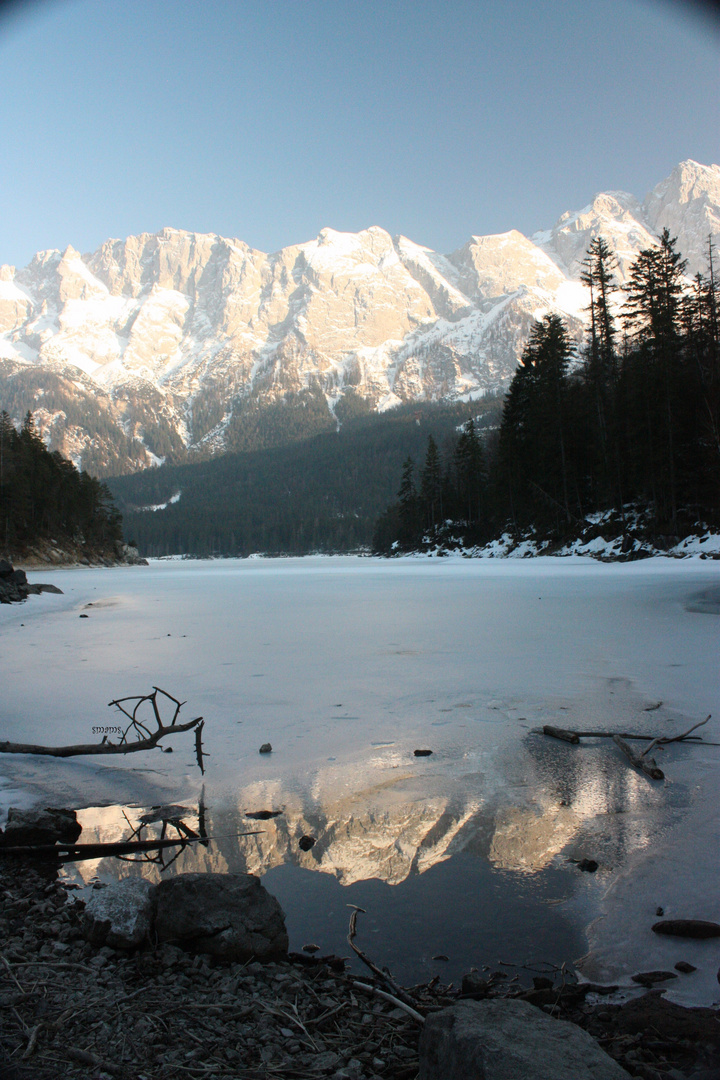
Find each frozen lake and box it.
[1,555,719,1002]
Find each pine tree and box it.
[498,315,575,531]
[580,236,623,510]
[581,236,618,382]
[623,229,688,531]
[420,436,442,532]
[397,456,420,548]
[453,419,485,525]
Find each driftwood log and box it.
[612,734,664,780]
[0,687,206,773]
[542,725,579,744]
[541,715,712,782]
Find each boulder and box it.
[0,577,26,603]
[460,972,490,997]
[153,872,288,961]
[2,807,82,846]
[419,998,631,1080]
[25,582,64,595]
[83,878,155,949]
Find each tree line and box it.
[373,230,719,552]
[0,411,123,556]
[108,399,503,557]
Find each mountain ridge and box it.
[0,159,718,476]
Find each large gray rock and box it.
[83,878,155,949]
[2,807,81,845]
[153,872,288,961]
[419,998,631,1080]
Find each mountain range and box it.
[0,159,718,477]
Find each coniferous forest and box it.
[108,399,503,557]
[0,411,123,557]
[373,231,719,554]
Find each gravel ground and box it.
[2,859,720,1080]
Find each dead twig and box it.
[0,952,26,994]
[613,734,664,780]
[255,1000,319,1051]
[352,981,425,1024]
[0,832,262,863]
[641,714,712,760]
[347,906,422,1013]
[65,1046,125,1076]
[541,728,706,742]
[0,687,206,772]
[22,1021,47,1059]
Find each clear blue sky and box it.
[0,0,717,268]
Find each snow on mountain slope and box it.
[533,191,657,280]
[643,159,720,275]
[535,160,720,281]
[0,161,717,474]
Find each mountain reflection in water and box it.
[62,726,684,984]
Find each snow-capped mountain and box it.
[0,160,717,475]
[534,160,720,280]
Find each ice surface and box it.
[0,557,718,999]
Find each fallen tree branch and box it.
[542,728,705,742]
[641,714,712,760]
[352,981,425,1024]
[0,832,261,863]
[542,725,580,744]
[0,687,206,772]
[347,906,422,1012]
[612,734,664,780]
[65,1047,125,1077]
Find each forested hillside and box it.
[0,412,123,559]
[374,231,720,553]
[108,398,503,557]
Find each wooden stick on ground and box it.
[352,981,425,1024]
[347,906,422,1012]
[0,687,205,772]
[543,729,706,742]
[612,734,664,780]
[641,714,712,760]
[542,725,580,744]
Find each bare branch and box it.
[0,687,205,764]
[352,981,425,1024]
[347,905,422,1012]
[613,734,664,780]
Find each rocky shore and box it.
[0,561,64,604]
[0,544,147,604]
[9,539,148,570]
[2,847,720,1080]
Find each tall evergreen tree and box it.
[453,419,485,525]
[397,455,420,548]
[623,229,688,531]
[420,436,442,531]
[498,314,575,531]
[580,236,623,510]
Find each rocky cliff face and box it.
[0,160,717,475]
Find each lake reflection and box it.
[62,723,680,984]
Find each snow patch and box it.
[137,490,181,512]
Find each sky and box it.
[0,0,717,269]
